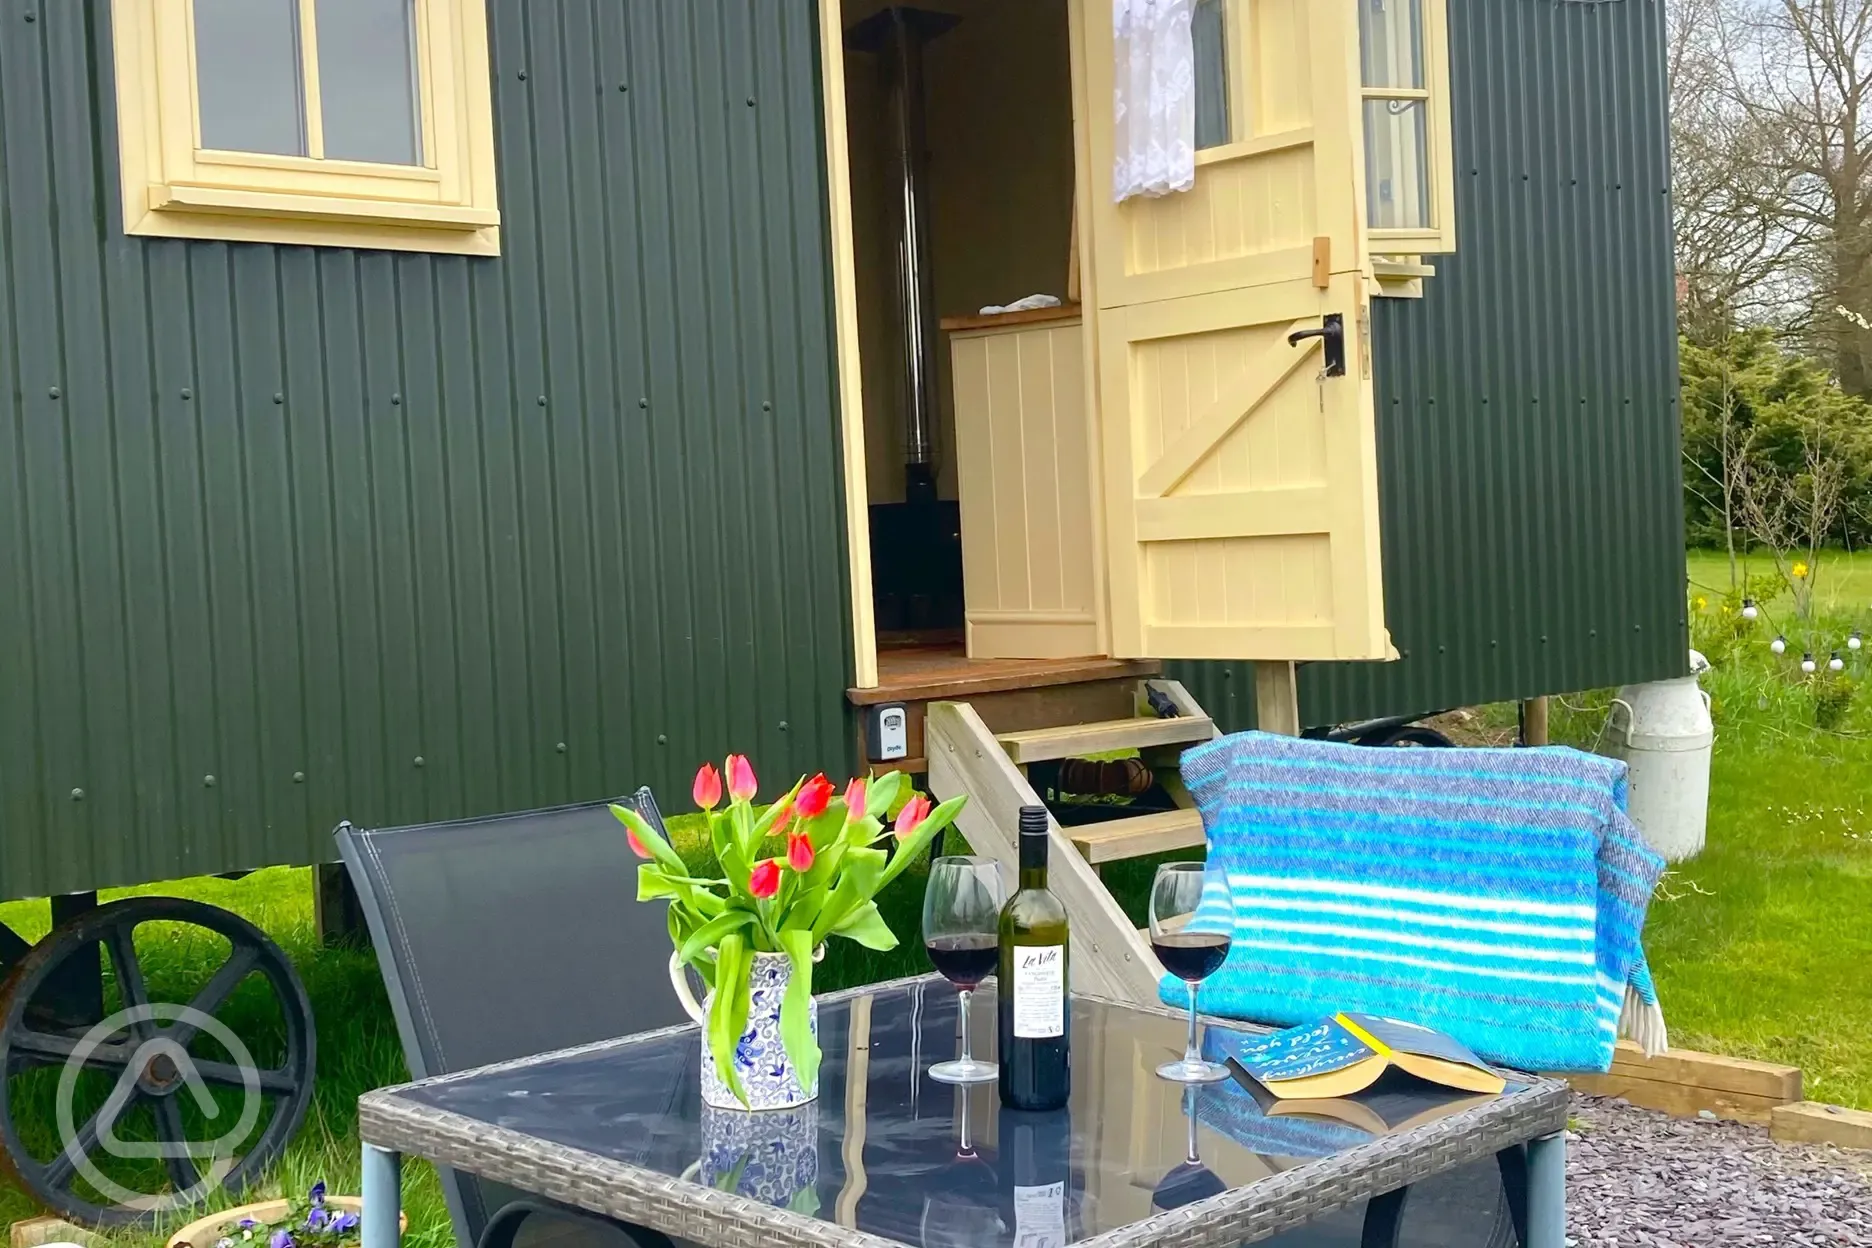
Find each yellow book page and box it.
[1390,1052,1507,1095]
[1259,1053,1390,1100]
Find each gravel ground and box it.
[1569,1093,1872,1246]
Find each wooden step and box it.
[997,714,1216,764]
[1068,808,1206,865]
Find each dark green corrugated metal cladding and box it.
[0,0,856,898]
[1172,0,1688,730]
[0,0,1686,897]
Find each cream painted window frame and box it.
[111,0,500,256]
[1361,0,1457,255]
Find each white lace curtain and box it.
[1112,0,1196,202]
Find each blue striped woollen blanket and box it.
[1160,731,1669,1073]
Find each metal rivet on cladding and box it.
[747,97,756,107]
[274,393,284,404]
[70,788,83,801]
[639,397,649,408]
[414,756,425,768]
[555,741,567,753]
[657,734,668,745]
[48,387,59,399]
[778,721,789,732]
[517,70,528,80]
[538,395,548,406]
[181,388,192,400]
[391,393,402,406]
[203,775,216,787]
[619,83,629,92]
[24,11,34,20]
[292,771,305,783]
[763,401,772,411]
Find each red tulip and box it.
[894,794,932,840]
[843,778,866,819]
[626,826,651,859]
[787,830,815,873]
[693,762,723,810]
[727,754,758,803]
[748,858,782,899]
[796,773,835,820]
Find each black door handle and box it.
[1287,314,1346,378]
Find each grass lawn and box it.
[2,549,1869,1242]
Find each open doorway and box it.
[837,0,1106,685]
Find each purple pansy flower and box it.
[304,1208,328,1232]
[238,1220,260,1230]
[309,1181,327,1206]
[329,1213,360,1235]
[269,1229,295,1248]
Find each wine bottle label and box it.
[1013,1181,1065,1248]
[1011,944,1065,1038]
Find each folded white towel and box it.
[978,293,1062,316]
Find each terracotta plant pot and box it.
[166,1197,406,1248]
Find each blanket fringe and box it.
[1618,983,1670,1056]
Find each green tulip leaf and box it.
[611,804,688,874]
[778,928,821,1095]
[679,909,756,965]
[831,900,898,951]
[709,933,751,1106]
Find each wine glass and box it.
[923,856,1006,1084]
[1149,861,1233,1083]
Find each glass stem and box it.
[958,987,973,1065]
[1185,979,1201,1066]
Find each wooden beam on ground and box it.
[1556,1041,1802,1125]
[1253,662,1301,736]
[926,701,1163,1006]
[1770,1101,1872,1151]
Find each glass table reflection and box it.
[359,976,1569,1248]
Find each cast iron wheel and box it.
[0,897,316,1225]
[1354,724,1456,748]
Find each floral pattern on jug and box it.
[682,950,819,1111]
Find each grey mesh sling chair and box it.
[336,790,689,1248]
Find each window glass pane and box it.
[317,0,422,165]
[1364,98,1430,229]
[1193,0,1230,150]
[194,0,306,156]
[1360,0,1424,89]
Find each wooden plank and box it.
[816,0,879,691]
[835,993,874,1223]
[1771,1101,1872,1151]
[1311,236,1331,289]
[1604,1040,1801,1102]
[926,701,1162,1005]
[850,648,1159,705]
[940,305,1083,334]
[998,714,1216,764]
[1132,488,1331,542]
[1254,661,1301,735]
[11,1218,104,1248]
[1565,1072,1788,1125]
[1522,696,1550,746]
[1070,808,1206,865]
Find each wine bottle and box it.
[998,805,1070,1111]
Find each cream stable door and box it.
[1077,0,1390,662]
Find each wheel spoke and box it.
[149,1096,203,1195]
[193,1057,298,1095]
[41,1071,138,1192]
[8,1027,137,1069]
[168,946,260,1047]
[102,924,153,1026]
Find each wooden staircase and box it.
[925,678,1219,1007]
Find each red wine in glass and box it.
[1151,931,1230,982]
[926,933,998,987]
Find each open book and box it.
[1217,1012,1507,1100]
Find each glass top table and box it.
[358,976,1570,1248]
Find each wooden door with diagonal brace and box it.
[1076,0,1391,661]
